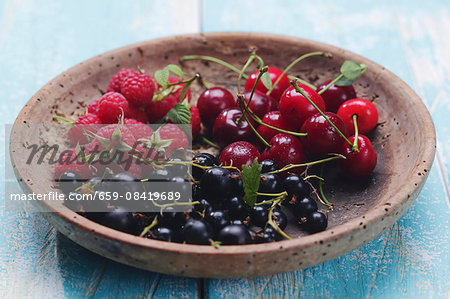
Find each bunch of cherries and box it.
[56,50,380,246]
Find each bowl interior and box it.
[10,33,430,239]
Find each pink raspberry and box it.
[123,118,153,140]
[107,68,139,93]
[97,92,129,124]
[67,113,101,145]
[87,99,100,114]
[121,73,155,107]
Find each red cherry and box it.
[257,111,297,146]
[339,135,377,178]
[279,84,326,129]
[261,133,306,176]
[219,141,261,170]
[198,87,237,129]
[244,66,290,102]
[316,79,357,113]
[239,90,272,119]
[337,98,378,135]
[300,112,348,157]
[213,108,254,148]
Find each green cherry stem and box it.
[237,52,256,94]
[268,51,329,96]
[180,55,246,78]
[317,73,344,95]
[269,154,345,174]
[287,75,317,90]
[237,97,271,148]
[318,165,333,208]
[237,65,268,123]
[201,136,220,149]
[291,80,354,149]
[352,114,359,151]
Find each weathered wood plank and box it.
[0,0,201,298]
[203,1,449,298]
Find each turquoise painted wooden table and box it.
[1,0,449,298]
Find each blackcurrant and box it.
[58,171,83,195]
[183,219,213,245]
[218,225,252,245]
[260,159,278,173]
[258,173,282,200]
[272,209,288,230]
[224,196,248,220]
[249,206,268,227]
[200,167,233,201]
[293,197,318,217]
[283,175,312,200]
[305,211,328,233]
[205,210,230,235]
[101,206,137,234]
[147,227,182,243]
[192,152,217,181]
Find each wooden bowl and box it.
[10,33,436,278]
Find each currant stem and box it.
[352,114,359,151]
[291,80,353,148]
[268,51,328,96]
[269,154,345,174]
[180,55,246,78]
[237,96,271,148]
[317,74,344,95]
[267,197,291,240]
[201,136,220,149]
[139,216,158,237]
[256,191,288,197]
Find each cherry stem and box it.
[267,51,328,96]
[201,136,220,149]
[269,154,345,174]
[237,65,268,123]
[287,75,316,90]
[180,55,246,78]
[197,74,210,89]
[237,52,257,94]
[352,114,359,151]
[237,96,271,148]
[291,80,354,148]
[317,73,344,95]
[139,216,158,237]
[318,165,333,208]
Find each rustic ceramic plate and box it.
[10,33,436,278]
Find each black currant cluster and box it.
[58,152,328,246]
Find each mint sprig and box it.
[241,158,262,206]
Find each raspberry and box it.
[190,106,201,139]
[97,92,129,124]
[123,118,153,140]
[87,99,100,114]
[146,95,178,123]
[107,68,139,93]
[126,104,149,123]
[145,77,191,123]
[121,73,155,107]
[159,123,189,157]
[67,113,101,145]
[54,148,91,179]
[95,124,137,150]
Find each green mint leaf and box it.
[165,64,184,80]
[155,68,169,88]
[241,158,262,206]
[167,103,191,124]
[340,60,368,81]
[260,72,273,90]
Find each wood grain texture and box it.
[0,0,200,298]
[203,0,449,298]
[0,0,448,297]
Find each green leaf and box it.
[154,68,169,87]
[260,72,272,90]
[340,60,368,81]
[334,75,354,86]
[165,64,184,80]
[167,103,191,124]
[241,158,262,207]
